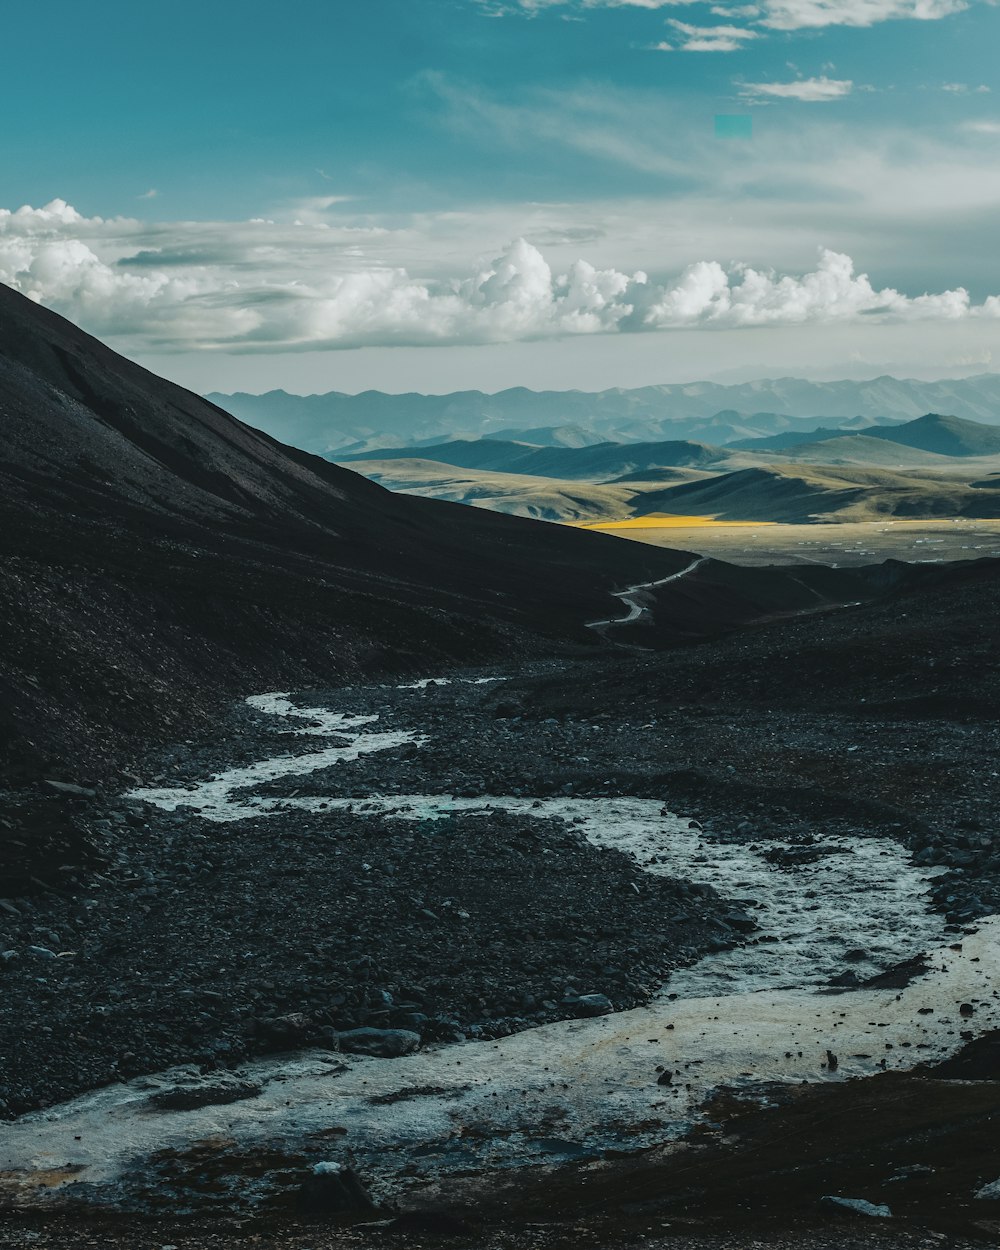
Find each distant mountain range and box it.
[337,415,1000,484]
[208,375,1000,455]
[338,414,1000,524]
[733,413,1000,458]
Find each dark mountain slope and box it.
[336,438,725,480]
[634,467,865,523]
[634,464,1000,523]
[862,412,1000,457]
[0,283,692,787]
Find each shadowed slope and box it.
[636,465,1000,523]
[0,284,691,785]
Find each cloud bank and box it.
[1,200,997,353]
[488,0,975,28]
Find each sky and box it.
[2,0,1000,394]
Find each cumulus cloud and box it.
[740,75,854,100]
[640,248,976,325]
[0,200,996,353]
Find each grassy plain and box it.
[582,517,1000,567]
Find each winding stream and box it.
[2,681,997,1211]
[585,557,709,631]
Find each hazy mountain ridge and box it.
[735,413,1000,458]
[207,375,1000,455]
[337,437,724,480]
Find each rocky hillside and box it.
[0,283,691,789]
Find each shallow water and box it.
[3,683,994,1211]
[130,687,949,997]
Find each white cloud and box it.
[1,201,997,353]
[487,0,977,28]
[756,0,969,28]
[640,248,976,325]
[667,18,761,46]
[741,75,854,100]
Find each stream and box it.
[2,680,997,1212]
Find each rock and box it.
[336,1027,421,1057]
[149,1077,263,1110]
[886,1164,935,1184]
[42,780,97,799]
[300,1161,379,1213]
[420,1016,466,1043]
[975,1179,1000,1200]
[821,1196,892,1218]
[567,993,614,1018]
[384,1212,478,1236]
[26,946,57,959]
[253,1012,315,1047]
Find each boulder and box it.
[567,993,614,1018]
[336,1027,421,1058]
[149,1076,262,1111]
[300,1161,378,1213]
[43,780,97,799]
[821,1196,891,1218]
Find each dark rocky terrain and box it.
[3,286,1000,1248]
[0,702,747,1116]
[1,283,944,895]
[2,553,997,1119]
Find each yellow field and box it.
[569,517,1000,568]
[576,514,774,531]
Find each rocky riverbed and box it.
[0,668,752,1118]
[2,667,999,1226]
[3,561,1000,1238]
[1,659,982,1120]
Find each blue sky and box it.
[2,0,1000,392]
